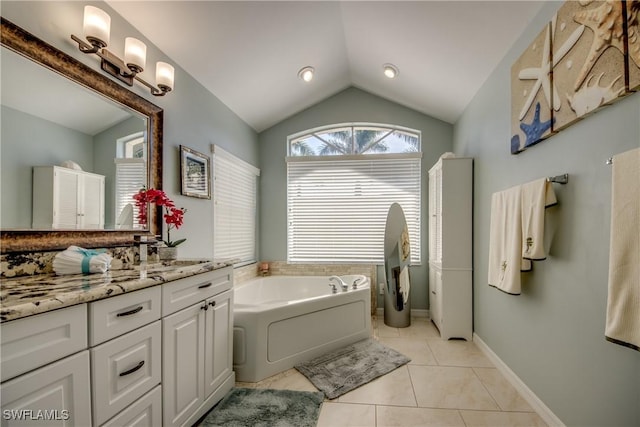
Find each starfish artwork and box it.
[520,102,554,147]
[572,0,626,91]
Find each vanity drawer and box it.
[162,267,232,315]
[102,385,162,427]
[89,286,161,346]
[91,321,161,426]
[1,304,87,382]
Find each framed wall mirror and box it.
[0,17,163,252]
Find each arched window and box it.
[286,123,421,264]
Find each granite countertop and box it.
[0,259,235,323]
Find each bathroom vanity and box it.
[0,261,235,427]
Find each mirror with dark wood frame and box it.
[0,17,163,253]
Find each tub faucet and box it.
[329,276,349,292]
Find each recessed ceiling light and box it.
[383,63,399,79]
[298,66,314,82]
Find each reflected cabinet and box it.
[428,157,473,340]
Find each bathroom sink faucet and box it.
[329,276,349,292]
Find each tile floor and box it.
[236,316,548,427]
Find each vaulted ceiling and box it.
[108,1,546,132]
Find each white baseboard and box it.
[376,308,429,318]
[473,333,565,427]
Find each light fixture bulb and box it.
[83,5,110,48]
[383,63,398,79]
[298,66,314,82]
[124,37,146,73]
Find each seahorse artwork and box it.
[627,0,640,90]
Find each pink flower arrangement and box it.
[134,188,187,247]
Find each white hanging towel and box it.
[605,147,640,352]
[521,178,557,269]
[399,265,410,304]
[488,186,523,295]
[53,246,112,275]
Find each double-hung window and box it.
[212,145,260,266]
[287,123,421,264]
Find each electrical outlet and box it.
[379,283,384,295]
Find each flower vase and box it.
[158,246,178,261]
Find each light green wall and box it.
[258,87,453,310]
[454,2,640,425]
[1,1,259,257]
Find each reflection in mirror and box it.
[1,46,148,231]
[0,17,163,253]
[383,202,412,328]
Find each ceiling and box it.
[107,1,546,132]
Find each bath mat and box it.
[196,387,324,427]
[295,338,411,399]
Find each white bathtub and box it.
[233,274,371,382]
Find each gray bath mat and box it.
[197,387,324,427]
[295,338,411,399]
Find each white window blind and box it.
[114,158,146,229]
[287,155,421,264]
[213,145,260,266]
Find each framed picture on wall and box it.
[180,145,211,199]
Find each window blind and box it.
[287,155,421,264]
[114,158,146,228]
[213,145,260,266]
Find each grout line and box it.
[470,366,503,412]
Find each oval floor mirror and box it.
[383,202,411,327]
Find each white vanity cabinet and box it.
[0,305,92,426]
[32,165,105,229]
[428,157,473,341]
[162,267,234,427]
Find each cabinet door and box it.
[204,289,233,398]
[79,173,104,229]
[0,351,91,427]
[429,267,442,330]
[52,168,79,229]
[162,303,205,427]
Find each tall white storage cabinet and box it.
[32,166,105,229]
[428,157,473,340]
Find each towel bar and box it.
[546,173,569,184]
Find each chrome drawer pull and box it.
[119,360,145,377]
[116,306,143,317]
[198,283,212,289]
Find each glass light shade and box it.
[156,62,175,90]
[298,66,314,82]
[124,37,147,71]
[83,5,110,47]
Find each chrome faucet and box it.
[352,277,362,289]
[329,275,348,292]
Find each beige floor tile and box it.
[398,318,441,339]
[408,365,500,410]
[255,368,318,392]
[427,338,494,367]
[378,336,438,366]
[473,367,534,412]
[377,406,466,427]
[459,410,548,427]
[377,320,401,338]
[317,402,376,427]
[338,365,417,407]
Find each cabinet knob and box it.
[201,303,208,311]
[209,301,216,307]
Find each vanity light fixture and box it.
[383,63,399,79]
[71,5,174,96]
[298,66,315,83]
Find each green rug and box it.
[197,388,324,427]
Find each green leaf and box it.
[167,238,187,247]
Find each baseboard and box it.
[376,308,429,318]
[473,333,565,427]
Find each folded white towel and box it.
[488,187,523,294]
[605,147,640,351]
[521,178,557,272]
[53,246,112,275]
[399,265,410,304]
